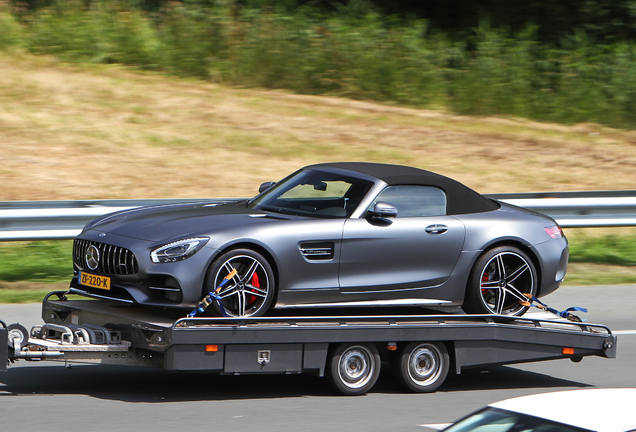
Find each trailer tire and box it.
[395,342,449,393]
[7,323,29,350]
[328,343,380,396]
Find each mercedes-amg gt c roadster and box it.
[69,162,568,317]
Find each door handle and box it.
[425,224,448,234]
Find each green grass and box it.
[569,234,636,266]
[0,241,73,282]
[0,288,58,304]
[0,240,73,304]
[0,234,633,303]
[563,263,636,286]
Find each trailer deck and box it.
[1,292,617,395]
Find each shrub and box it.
[3,1,636,128]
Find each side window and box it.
[370,185,446,217]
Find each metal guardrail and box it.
[1,191,635,241]
[487,191,636,229]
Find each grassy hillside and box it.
[2,53,636,201]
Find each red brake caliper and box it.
[247,272,260,305]
[481,273,489,294]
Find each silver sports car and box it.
[69,162,568,317]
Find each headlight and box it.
[151,237,209,263]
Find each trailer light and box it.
[205,345,219,352]
[387,343,397,351]
[562,347,574,355]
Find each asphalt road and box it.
[0,285,634,432]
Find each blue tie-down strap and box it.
[559,306,587,321]
[209,292,227,317]
[523,294,587,322]
[187,292,228,318]
[187,269,237,318]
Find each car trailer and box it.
[0,292,617,395]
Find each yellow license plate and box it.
[79,271,111,290]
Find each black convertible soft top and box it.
[310,162,500,215]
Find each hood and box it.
[83,201,284,242]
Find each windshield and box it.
[443,408,591,432]
[250,169,374,218]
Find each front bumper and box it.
[71,231,218,308]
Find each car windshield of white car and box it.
[250,169,374,218]
[443,408,591,432]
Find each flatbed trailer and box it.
[0,292,617,395]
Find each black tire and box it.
[327,343,381,396]
[7,323,29,350]
[203,249,275,318]
[394,342,449,393]
[463,246,538,316]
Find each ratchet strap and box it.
[187,269,238,318]
[521,293,587,322]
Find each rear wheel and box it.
[204,249,275,318]
[463,246,537,316]
[328,343,380,395]
[394,342,449,393]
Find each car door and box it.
[261,217,347,293]
[339,185,466,293]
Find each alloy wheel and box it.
[478,251,535,315]
[213,254,271,317]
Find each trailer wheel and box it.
[328,343,380,396]
[7,323,29,350]
[395,342,449,393]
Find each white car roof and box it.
[489,388,636,432]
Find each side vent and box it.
[299,242,335,261]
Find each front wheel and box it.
[394,342,449,393]
[204,249,275,317]
[328,343,381,395]
[463,246,538,316]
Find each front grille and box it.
[73,239,139,275]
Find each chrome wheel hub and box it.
[338,346,374,389]
[408,344,442,385]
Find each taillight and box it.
[545,225,564,239]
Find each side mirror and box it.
[370,201,398,218]
[313,181,327,191]
[259,181,276,194]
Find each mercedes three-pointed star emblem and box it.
[85,245,100,271]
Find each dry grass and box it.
[2,52,636,202]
